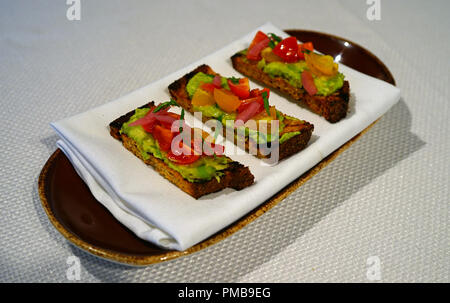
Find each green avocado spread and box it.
[257,59,344,96]
[186,72,229,98]
[186,71,305,144]
[263,61,308,88]
[120,107,230,183]
[191,104,304,144]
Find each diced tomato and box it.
[167,150,200,165]
[128,103,227,163]
[141,121,156,133]
[237,95,263,113]
[273,36,299,63]
[301,70,317,96]
[154,114,178,130]
[297,42,314,60]
[248,31,269,51]
[252,105,277,120]
[130,107,181,133]
[165,112,181,119]
[213,88,241,113]
[200,83,216,94]
[228,78,250,99]
[152,125,173,151]
[167,141,200,164]
[247,31,270,61]
[249,88,270,99]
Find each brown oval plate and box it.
[38,30,396,266]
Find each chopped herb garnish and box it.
[302,49,311,55]
[262,91,270,115]
[153,99,179,113]
[268,33,282,49]
[179,108,185,133]
[268,33,282,42]
[268,40,275,49]
[228,76,240,84]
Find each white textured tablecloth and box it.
[1,0,448,282]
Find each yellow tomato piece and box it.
[252,106,277,121]
[251,106,278,134]
[192,89,216,107]
[261,47,282,63]
[213,88,241,113]
[305,52,338,77]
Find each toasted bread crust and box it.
[230,53,350,123]
[168,65,314,162]
[109,102,254,199]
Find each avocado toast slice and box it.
[231,31,350,123]
[168,65,314,162]
[109,101,254,199]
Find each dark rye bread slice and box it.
[168,64,314,162]
[109,102,254,199]
[231,52,350,123]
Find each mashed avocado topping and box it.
[313,73,345,96]
[279,131,301,144]
[192,104,302,144]
[192,104,237,125]
[120,107,230,183]
[187,72,304,145]
[257,58,344,96]
[262,61,308,88]
[186,72,229,98]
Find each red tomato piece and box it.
[248,31,269,51]
[141,120,156,133]
[152,125,173,151]
[200,83,216,94]
[168,139,201,164]
[249,88,270,99]
[167,150,200,165]
[237,96,263,113]
[273,36,299,63]
[228,78,250,99]
[154,114,178,130]
[297,42,314,60]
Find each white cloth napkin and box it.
[51,23,401,251]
